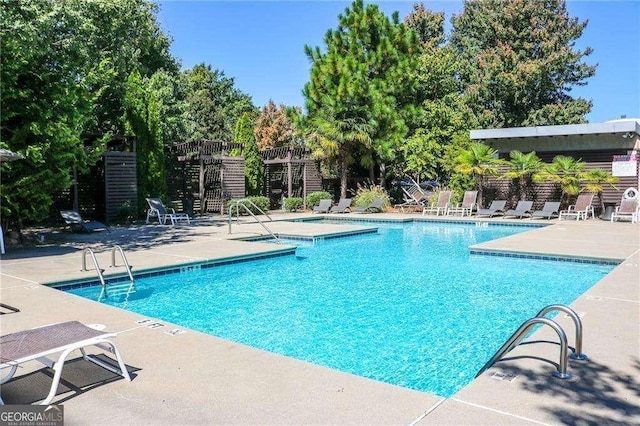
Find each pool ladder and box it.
[82,246,136,299]
[227,198,281,244]
[477,304,587,380]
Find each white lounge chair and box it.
[423,191,451,216]
[394,178,427,212]
[611,199,639,223]
[146,198,190,225]
[0,321,131,405]
[447,190,478,217]
[559,193,595,220]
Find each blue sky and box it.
[157,1,640,124]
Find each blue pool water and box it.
[64,221,613,397]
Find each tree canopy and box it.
[450,0,596,127]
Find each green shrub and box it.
[306,191,333,209]
[227,196,270,215]
[116,201,133,224]
[283,197,303,212]
[352,183,390,209]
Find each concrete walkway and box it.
[0,214,638,425]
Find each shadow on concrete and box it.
[0,355,141,405]
[496,355,640,425]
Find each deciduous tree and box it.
[450,0,596,127]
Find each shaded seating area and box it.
[531,202,561,220]
[422,191,451,216]
[352,198,384,213]
[146,198,190,225]
[503,201,534,219]
[330,198,352,213]
[559,193,595,220]
[60,210,110,233]
[447,190,478,217]
[475,200,507,217]
[611,198,639,223]
[312,199,332,213]
[0,321,131,405]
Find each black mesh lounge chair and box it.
[475,200,507,217]
[352,198,384,213]
[313,199,332,213]
[330,198,352,213]
[531,202,561,219]
[60,210,110,233]
[0,321,131,405]
[503,200,534,219]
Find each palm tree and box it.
[501,151,543,200]
[307,113,372,199]
[582,168,618,215]
[534,155,585,206]
[454,142,502,205]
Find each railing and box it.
[81,248,105,287]
[476,304,586,380]
[110,245,134,283]
[535,304,587,360]
[228,199,280,244]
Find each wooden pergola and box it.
[262,146,322,209]
[170,140,245,215]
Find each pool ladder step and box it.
[82,245,136,299]
[477,304,587,380]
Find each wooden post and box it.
[287,149,292,198]
[199,158,205,215]
[303,163,307,210]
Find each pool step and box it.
[105,281,137,298]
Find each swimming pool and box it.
[62,221,614,397]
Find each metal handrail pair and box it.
[477,304,586,379]
[227,199,280,244]
[82,245,134,286]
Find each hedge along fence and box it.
[226,196,270,215]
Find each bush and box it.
[351,183,390,209]
[116,201,133,224]
[283,197,303,212]
[306,191,333,209]
[227,196,270,215]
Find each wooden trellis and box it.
[169,140,245,215]
[262,146,322,209]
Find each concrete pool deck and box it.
[0,213,638,424]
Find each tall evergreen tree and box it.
[450,0,596,127]
[235,112,263,196]
[303,0,420,191]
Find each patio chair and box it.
[447,190,478,217]
[60,210,110,233]
[394,179,427,212]
[559,193,595,221]
[503,200,534,219]
[0,321,131,405]
[330,198,352,213]
[611,198,639,223]
[422,191,452,216]
[475,200,507,217]
[312,199,332,214]
[352,198,384,214]
[146,198,190,225]
[531,202,561,220]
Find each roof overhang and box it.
[470,120,640,140]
